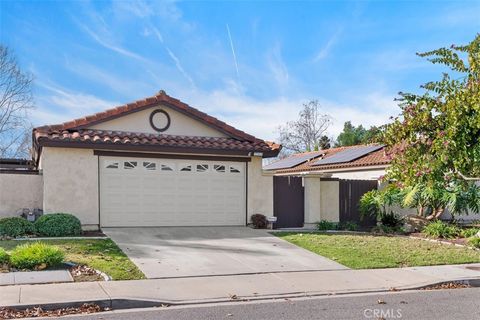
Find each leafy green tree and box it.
[336,121,365,146]
[381,34,480,220]
[335,122,382,146]
[318,135,331,150]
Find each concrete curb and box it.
[3,278,480,312]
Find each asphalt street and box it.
[63,287,480,320]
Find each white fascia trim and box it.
[268,164,389,177]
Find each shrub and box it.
[250,214,268,229]
[338,221,358,231]
[468,237,480,249]
[422,220,460,239]
[0,248,9,265]
[10,242,64,269]
[380,212,403,228]
[460,228,480,239]
[0,217,35,238]
[317,220,338,231]
[371,225,405,235]
[34,213,82,237]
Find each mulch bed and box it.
[69,265,105,282]
[421,282,471,290]
[0,303,108,319]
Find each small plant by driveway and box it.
[0,239,145,280]
[275,232,480,269]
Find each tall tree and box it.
[318,135,332,150]
[0,45,34,158]
[336,122,383,146]
[336,121,366,146]
[277,100,332,154]
[382,34,480,219]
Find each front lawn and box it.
[275,232,480,269]
[0,239,145,280]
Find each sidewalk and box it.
[1,264,479,310]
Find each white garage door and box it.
[99,156,246,227]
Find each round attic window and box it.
[149,109,171,132]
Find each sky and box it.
[1,0,479,141]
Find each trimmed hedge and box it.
[0,217,35,238]
[9,242,64,269]
[34,213,82,237]
[0,248,9,265]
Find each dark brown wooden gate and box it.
[273,176,304,228]
[339,179,378,227]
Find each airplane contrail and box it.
[226,24,240,80]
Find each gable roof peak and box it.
[34,91,261,143]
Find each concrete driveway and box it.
[103,227,347,279]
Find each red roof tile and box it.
[34,90,258,142]
[34,129,280,157]
[33,91,281,157]
[271,145,390,173]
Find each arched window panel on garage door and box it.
[179,164,192,172]
[143,161,157,171]
[213,164,226,173]
[160,163,175,172]
[196,164,209,172]
[105,160,119,169]
[123,161,138,170]
[229,165,242,173]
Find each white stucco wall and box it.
[320,180,340,222]
[303,178,340,226]
[41,147,99,227]
[247,156,273,223]
[330,168,386,180]
[0,173,43,217]
[90,105,228,138]
[304,177,321,224]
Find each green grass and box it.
[275,232,480,269]
[0,239,145,280]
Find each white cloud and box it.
[267,43,289,89]
[314,28,342,62]
[173,88,399,141]
[77,21,148,63]
[32,82,119,126]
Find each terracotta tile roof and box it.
[33,90,281,157]
[271,144,390,174]
[34,90,257,142]
[34,129,281,156]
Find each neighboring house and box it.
[263,144,388,228]
[264,144,478,227]
[0,91,280,229]
[264,144,389,180]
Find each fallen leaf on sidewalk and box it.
[229,294,238,300]
[377,299,386,304]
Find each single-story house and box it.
[264,145,478,227]
[263,144,389,228]
[264,144,389,180]
[0,91,281,229]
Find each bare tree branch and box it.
[277,100,332,155]
[0,45,34,158]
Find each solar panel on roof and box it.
[263,151,324,170]
[313,145,384,166]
